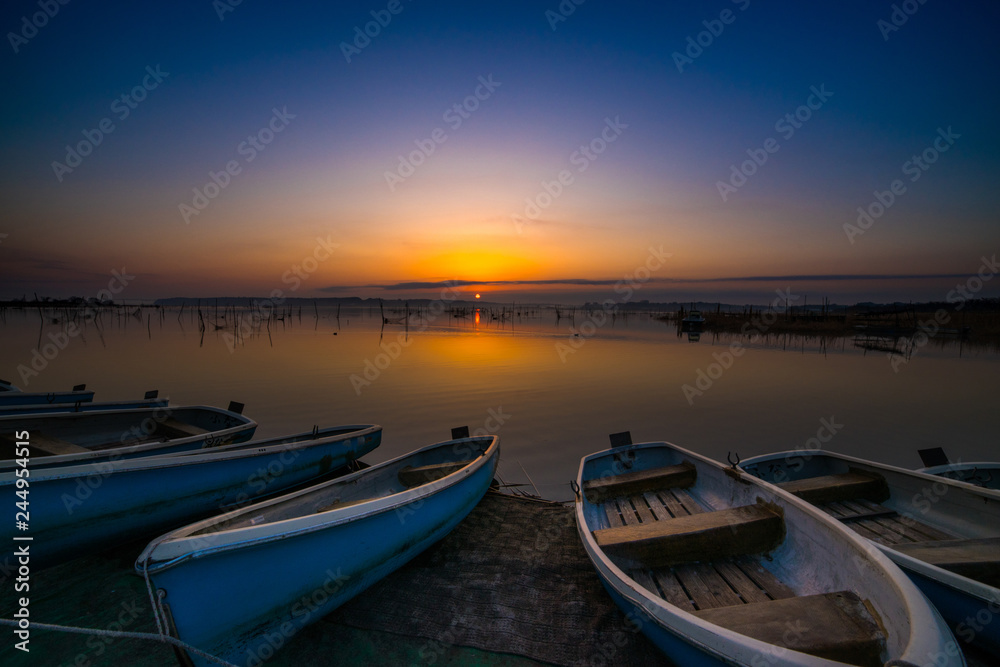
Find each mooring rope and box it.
[0,618,238,667]
[141,562,166,638]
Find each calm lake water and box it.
[2,305,998,500]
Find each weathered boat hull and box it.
[742,449,1000,657]
[137,435,499,667]
[0,425,381,569]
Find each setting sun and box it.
[475,293,481,299]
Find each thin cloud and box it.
[320,273,977,292]
[675,273,977,283]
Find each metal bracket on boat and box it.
[312,424,319,438]
[45,392,55,403]
[570,479,581,501]
[727,451,741,470]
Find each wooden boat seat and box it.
[893,537,1000,588]
[156,418,210,439]
[593,503,784,567]
[693,590,885,666]
[398,460,473,488]
[583,462,696,502]
[31,432,90,456]
[778,470,889,504]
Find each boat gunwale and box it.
[576,441,960,667]
[740,449,1000,604]
[0,424,382,483]
[0,397,169,415]
[0,389,95,405]
[136,435,499,571]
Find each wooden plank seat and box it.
[398,460,473,487]
[30,432,90,456]
[778,471,889,504]
[593,503,784,567]
[583,462,696,502]
[693,591,885,667]
[893,537,1000,588]
[156,418,210,439]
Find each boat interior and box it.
[744,456,1000,590]
[584,454,891,666]
[190,437,494,535]
[927,464,1000,491]
[0,407,245,458]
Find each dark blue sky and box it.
[1,0,998,303]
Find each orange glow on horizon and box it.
[408,249,542,283]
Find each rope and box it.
[0,618,238,667]
[141,562,165,638]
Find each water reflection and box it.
[0,304,997,500]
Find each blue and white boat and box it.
[136,433,499,667]
[0,403,256,471]
[742,449,1000,656]
[0,425,381,570]
[0,382,95,406]
[577,439,963,666]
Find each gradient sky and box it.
[1,1,998,304]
